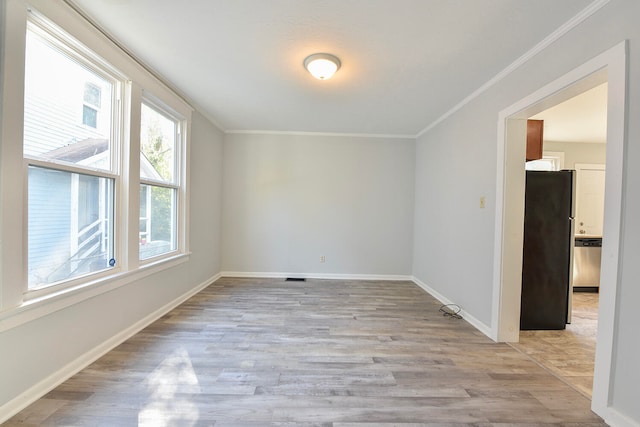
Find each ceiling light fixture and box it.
[304,53,341,80]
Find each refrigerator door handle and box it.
[567,217,575,324]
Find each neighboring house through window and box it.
[82,82,101,128]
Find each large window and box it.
[139,103,180,260]
[5,8,190,306]
[0,3,193,326]
[23,21,120,290]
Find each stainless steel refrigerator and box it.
[520,170,575,330]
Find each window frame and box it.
[23,17,125,297]
[0,2,192,330]
[137,95,187,263]
[524,151,566,171]
[15,9,190,303]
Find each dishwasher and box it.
[573,237,602,291]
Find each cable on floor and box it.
[439,304,463,319]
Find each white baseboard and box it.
[0,272,221,425]
[411,276,493,339]
[220,271,413,281]
[601,407,640,427]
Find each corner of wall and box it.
[411,276,493,339]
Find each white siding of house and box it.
[24,26,112,159]
[27,167,71,285]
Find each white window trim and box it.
[543,150,565,169]
[0,253,190,333]
[138,92,191,265]
[0,0,192,331]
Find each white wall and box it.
[222,133,415,277]
[414,0,640,424]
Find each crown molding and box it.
[225,129,415,139]
[416,0,611,139]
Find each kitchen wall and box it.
[222,133,415,277]
[414,0,640,423]
[545,140,607,168]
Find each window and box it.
[139,102,180,260]
[525,151,565,171]
[10,9,190,305]
[23,21,120,290]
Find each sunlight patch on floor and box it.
[138,347,201,426]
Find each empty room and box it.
[1,0,639,426]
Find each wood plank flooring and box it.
[510,292,599,398]
[4,278,606,426]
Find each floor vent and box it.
[285,277,306,282]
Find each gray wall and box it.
[413,105,497,325]
[0,110,224,410]
[188,111,225,283]
[413,0,640,422]
[222,133,415,276]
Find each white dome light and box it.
[304,53,341,80]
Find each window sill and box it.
[0,252,190,333]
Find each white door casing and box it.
[492,40,626,420]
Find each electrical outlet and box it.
[479,196,486,209]
[320,255,326,263]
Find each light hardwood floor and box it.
[510,292,599,398]
[4,278,606,426]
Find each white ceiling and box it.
[531,83,608,144]
[68,0,594,136]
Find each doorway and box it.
[513,83,607,396]
[491,41,626,417]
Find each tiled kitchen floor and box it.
[510,291,599,398]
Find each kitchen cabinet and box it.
[526,119,544,161]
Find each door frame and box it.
[491,40,627,418]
